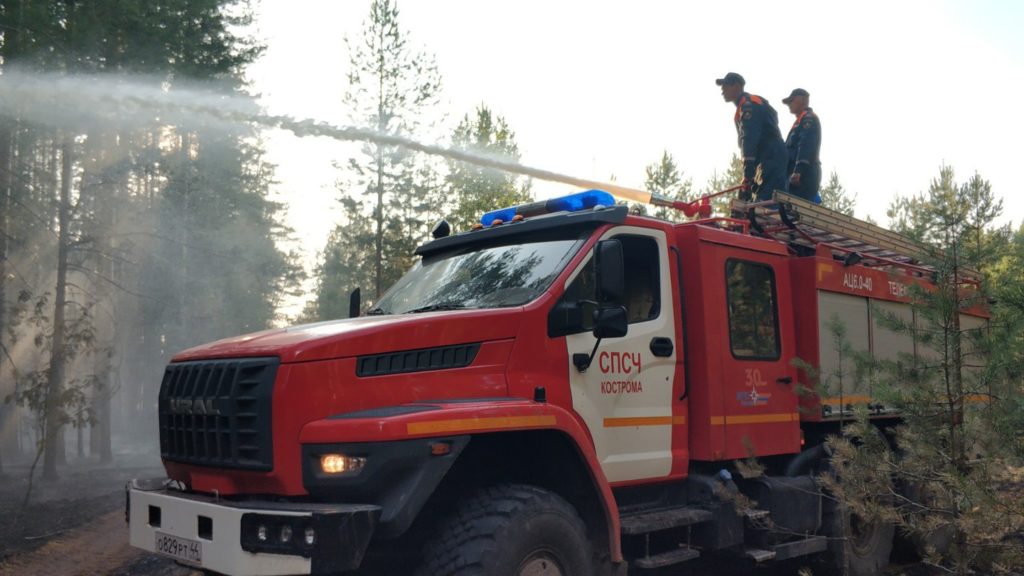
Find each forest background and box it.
[0,0,1020,525]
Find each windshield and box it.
[370,237,584,314]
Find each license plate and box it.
[154,532,203,565]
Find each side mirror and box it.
[593,306,628,339]
[547,299,597,337]
[596,239,624,304]
[548,300,582,337]
[349,288,361,318]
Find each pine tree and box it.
[303,196,377,321]
[831,166,1024,573]
[700,154,744,216]
[445,105,531,232]
[818,171,856,216]
[643,150,692,222]
[0,0,292,478]
[339,0,442,299]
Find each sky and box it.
[245,0,1024,319]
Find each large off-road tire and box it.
[415,484,594,576]
[821,496,896,576]
[899,480,955,559]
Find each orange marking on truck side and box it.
[822,394,989,406]
[709,413,799,425]
[603,415,686,427]
[821,395,872,405]
[406,415,557,435]
[817,262,834,282]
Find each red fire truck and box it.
[127,189,987,576]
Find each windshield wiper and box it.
[403,302,469,314]
[365,307,387,315]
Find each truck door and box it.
[713,247,800,458]
[561,226,684,483]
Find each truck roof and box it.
[416,204,628,257]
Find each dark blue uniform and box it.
[785,108,822,202]
[735,93,788,201]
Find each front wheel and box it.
[416,484,594,576]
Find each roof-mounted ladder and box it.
[729,191,980,283]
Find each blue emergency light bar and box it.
[479,189,616,227]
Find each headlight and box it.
[320,454,367,475]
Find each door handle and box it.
[650,337,674,357]
[776,376,793,385]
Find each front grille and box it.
[159,357,278,471]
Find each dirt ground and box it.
[0,453,192,576]
[0,451,933,576]
[0,457,1019,575]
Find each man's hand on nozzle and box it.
[789,172,801,187]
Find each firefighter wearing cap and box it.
[716,72,788,202]
[782,88,822,203]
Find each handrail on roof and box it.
[724,191,982,285]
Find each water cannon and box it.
[650,194,713,218]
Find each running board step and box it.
[743,508,770,521]
[772,535,828,561]
[744,548,777,563]
[742,535,829,564]
[632,546,700,569]
[620,507,713,535]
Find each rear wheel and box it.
[821,494,895,576]
[416,484,594,576]
[900,480,955,559]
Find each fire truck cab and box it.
[128,190,986,576]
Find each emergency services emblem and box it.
[737,389,771,407]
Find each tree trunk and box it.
[0,121,10,475]
[374,47,386,299]
[86,128,117,464]
[99,385,113,463]
[375,146,384,298]
[42,137,74,481]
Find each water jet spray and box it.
[0,70,738,218]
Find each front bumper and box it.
[127,478,380,575]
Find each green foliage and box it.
[4,286,101,435]
[821,165,1024,573]
[335,0,443,301]
[302,196,376,321]
[138,128,303,351]
[643,150,693,222]
[821,412,901,528]
[700,154,744,216]
[818,171,856,216]
[445,105,531,232]
[0,0,297,474]
[0,0,261,78]
[887,166,1010,266]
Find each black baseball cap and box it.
[715,72,745,86]
[782,88,810,104]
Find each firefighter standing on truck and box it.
[716,72,788,201]
[782,88,822,203]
